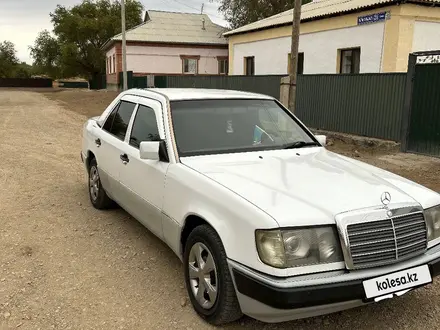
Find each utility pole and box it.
[288,0,302,113]
[121,0,128,90]
[201,3,204,14]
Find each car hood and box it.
[181,148,438,227]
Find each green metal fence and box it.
[406,62,440,157]
[295,73,407,141]
[154,75,286,100]
[0,78,53,88]
[58,80,89,88]
[133,75,149,88]
[89,74,107,90]
[121,72,409,142]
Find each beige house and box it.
[224,0,440,75]
[102,10,229,89]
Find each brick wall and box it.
[106,43,122,89]
[115,43,122,74]
[106,73,118,85]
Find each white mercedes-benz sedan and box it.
[81,88,440,325]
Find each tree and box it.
[215,0,312,29]
[0,41,19,78]
[15,62,33,78]
[30,0,143,79]
[29,30,62,78]
[50,0,143,78]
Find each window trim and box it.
[180,55,200,75]
[217,56,229,75]
[339,47,361,74]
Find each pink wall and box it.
[123,45,228,75]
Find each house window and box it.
[339,48,361,74]
[112,54,116,73]
[244,56,255,75]
[217,57,228,75]
[287,52,304,74]
[181,56,199,74]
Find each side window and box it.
[103,100,136,140]
[339,48,361,74]
[102,103,119,132]
[129,105,161,148]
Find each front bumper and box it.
[228,247,440,323]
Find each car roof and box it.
[128,88,275,101]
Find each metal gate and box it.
[402,51,440,157]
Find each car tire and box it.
[183,225,242,325]
[88,158,114,210]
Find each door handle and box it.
[120,153,129,165]
[95,138,101,147]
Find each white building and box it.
[102,10,229,89]
[224,0,440,75]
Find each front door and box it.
[118,99,169,239]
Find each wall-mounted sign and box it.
[357,11,390,25]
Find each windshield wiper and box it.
[283,141,320,149]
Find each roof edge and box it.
[101,39,114,51]
[101,40,229,49]
[224,0,440,37]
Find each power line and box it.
[166,0,201,12]
[160,0,225,21]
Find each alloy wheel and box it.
[188,242,218,309]
[89,166,100,202]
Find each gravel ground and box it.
[1,90,440,330]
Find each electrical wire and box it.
[160,0,226,21]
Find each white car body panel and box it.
[162,162,285,276]
[81,88,440,321]
[181,148,437,228]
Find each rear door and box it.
[94,96,138,200]
[118,98,169,239]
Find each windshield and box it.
[170,99,317,157]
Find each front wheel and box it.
[183,225,242,325]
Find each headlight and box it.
[255,227,343,268]
[425,205,440,242]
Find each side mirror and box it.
[140,141,160,160]
[315,134,327,146]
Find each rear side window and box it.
[102,104,118,132]
[129,105,160,148]
[103,101,136,140]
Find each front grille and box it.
[347,212,427,268]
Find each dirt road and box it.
[1,90,440,330]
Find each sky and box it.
[0,0,227,64]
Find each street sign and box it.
[357,11,390,25]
